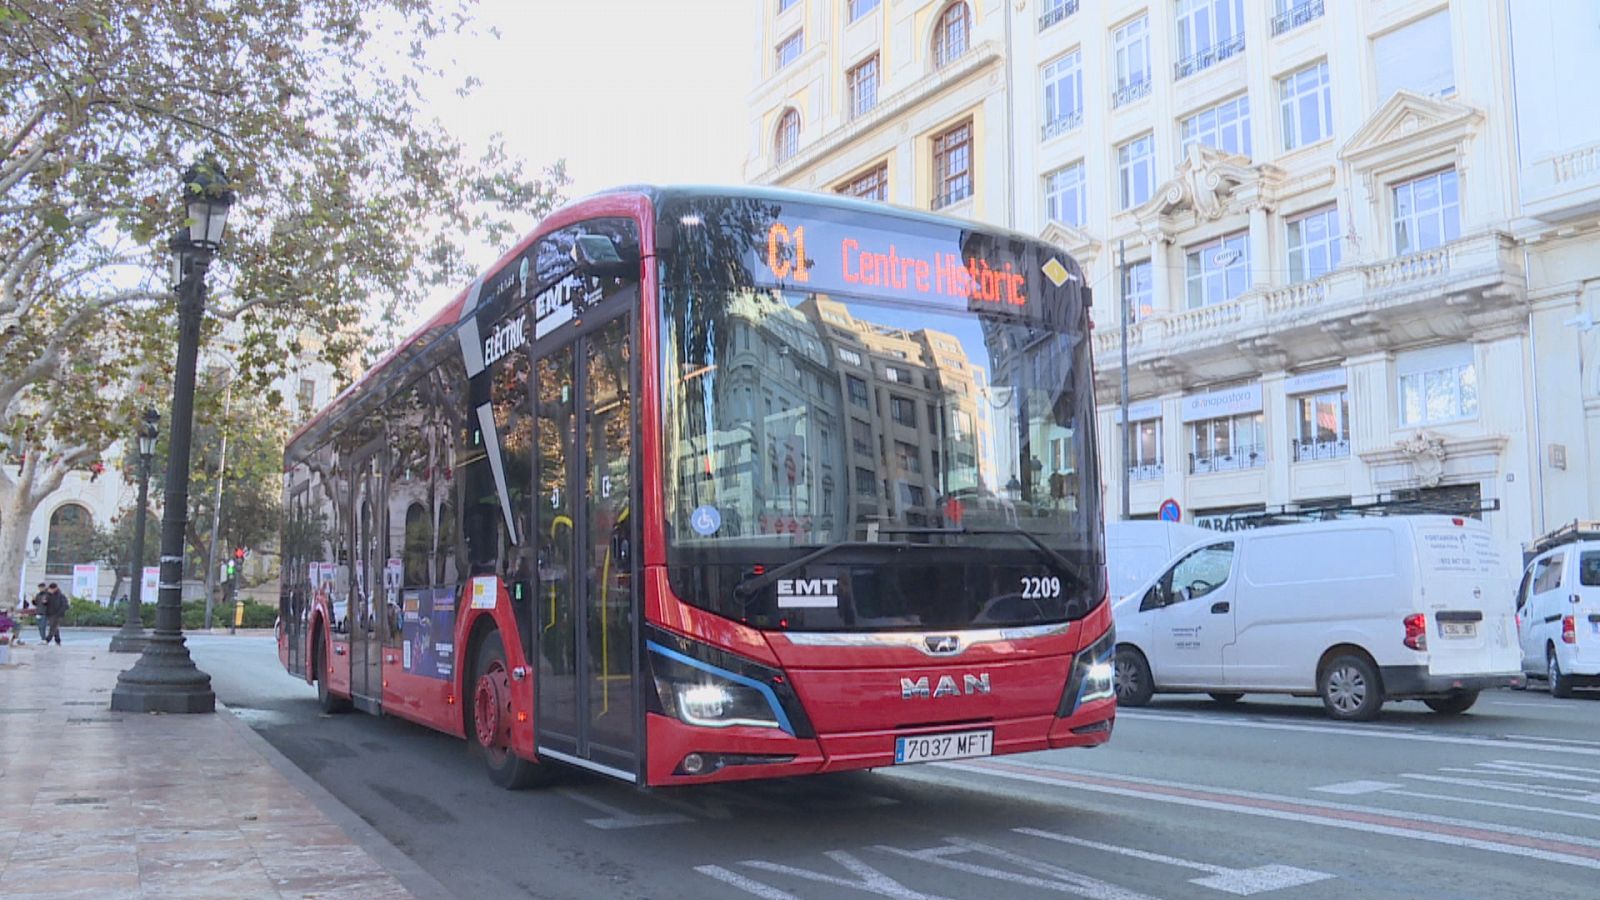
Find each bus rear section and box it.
[647,191,1112,784]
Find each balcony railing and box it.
[1292,437,1350,463]
[1174,33,1245,80]
[1271,0,1325,36]
[1128,463,1164,482]
[1041,110,1083,141]
[1112,79,1152,108]
[1190,445,1264,475]
[1039,0,1078,31]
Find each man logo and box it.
[924,634,961,655]
[900,673,991,699]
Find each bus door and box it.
[348,439,388,711]
[534,311,639,780]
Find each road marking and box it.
[1483,700,1563,708]
[1118,709,1600,757]
[1489,758,1600,775]
[1464,762,1600,785]
[940,759,1600,870]
[739,850,951,899]
[876,839,1160,900]
[1014,828,1332,895]
[1310,780,1401,795]
[1505,734,1600,748]
[1388,789,1600,825]
[696,865,802,900]
[557,788,693,830]
[1398,773,1600,805]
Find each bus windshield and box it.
[659,195,1101,631]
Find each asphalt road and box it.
[74,631,1600,899]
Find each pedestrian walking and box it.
[31,582,47,641]
[43,582,67,646]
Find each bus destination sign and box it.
[754,215,1068,313]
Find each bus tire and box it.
[468,630,544,789]
[315,631,350,715]
[1114,646,1154,707]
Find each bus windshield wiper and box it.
[874,525,1094,594]
[732,541,910,602]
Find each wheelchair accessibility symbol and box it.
[690,505,722,536]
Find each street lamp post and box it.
[111,157,233,714]
[110,408,160,653]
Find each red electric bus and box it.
[277,186,1114,787]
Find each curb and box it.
[215,700,458,900]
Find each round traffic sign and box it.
[1158,499,1182,522]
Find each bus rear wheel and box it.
[468,631,544,789]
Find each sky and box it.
[408,0,755,320]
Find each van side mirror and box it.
[572,234,638,280]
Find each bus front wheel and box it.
[468,631,544,789]
[315,631,350,715]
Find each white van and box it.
[1111,515,1522,721]
[1106,520,1216,602]
[1515,522,1600,697]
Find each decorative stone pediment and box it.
[1040,220,1101,265]
[1340,91,1484,174]
[1360,431,1508,490]
[1133,144,1284,229]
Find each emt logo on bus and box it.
[757,216,1057,314]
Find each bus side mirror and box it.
[573,234,638,280]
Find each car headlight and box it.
[1058,625,1116,716]
[647,631,807,735]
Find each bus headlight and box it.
[647,635,800,734]
[1058,626,1115,715]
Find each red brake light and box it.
[1563,615,1577,645]
[1451,518,1464,526]
[1404,613,1428,651]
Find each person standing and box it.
[43,582,67,646]
[31,583,47,641]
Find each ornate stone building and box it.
[746,0,1599,571]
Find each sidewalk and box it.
[0,642,415,899]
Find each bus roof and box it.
[287,184,1076,452]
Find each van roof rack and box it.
[1211,494,1501,530]
[1527,519,1600,555]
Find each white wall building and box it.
[745,0,1599,572]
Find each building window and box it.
[1117,133,1155,209]
[778,0,799,12]
[895,441,923,474]
[45,503,94,577]
[889,395,917,428]
[932,119,973,208]
[1180,94,1251,158]
[775,31,804,70]
[851,419,873,456]
[932,2,971,69]
[297,377,316,412]
[1279,60,1332,151]
[1043,161,1085,226]
[1184,232,1249,308]
[1189,413,1265,474]
[884,365,911,384]
[837,347,863,365]
[773,108,801,163]
[847,374,869,407]
[1374,9,1454,101]
[847,55,879,119]
[1130,417,1163,481]
[1123,259,1153,321]
[1113,15,1152,107]
[847,0,880,22]
[837,163,888,201]
[1040,0,1078,31]
[1272,0,1324,36]
[1393,169,1460,256]
[1398,344,1477,426]
[900,482,927,507]
[1293,389,1350,461]
[1042,50,1084,139]
[1175,0,1246,79]
[855,467,877,495]
[1286,205,1340,282]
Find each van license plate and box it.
[895,729,993,764]
[1440,622,1476,638]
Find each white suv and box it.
[1515,522,1600,697]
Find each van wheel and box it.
[468,631,545,789]
[1549,651,1575,699]
[315,635,350,714]
[1319,654,1383,721]
[1114,646,1154,707]
[1423,690,1479,715]
[1208,692,1244,706]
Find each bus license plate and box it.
[1440,621,1476,638]
[894,729,993,765]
